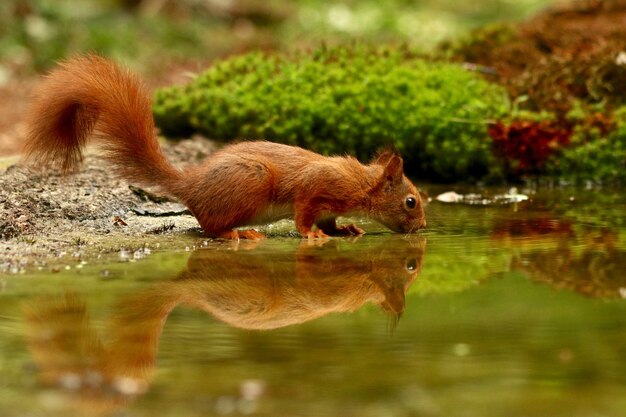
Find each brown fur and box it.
[167,238,425,329]
[23,55,426,238]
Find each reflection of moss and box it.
[513,230,626,299]
[411,238,511,295]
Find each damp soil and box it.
[0,138,224,273]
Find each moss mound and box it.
[441,0,626,184]
[153,46,508,181]
[544,106,626,184]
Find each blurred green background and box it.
[0,0,550,77]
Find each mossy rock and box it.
[547,106,626,184]
[153,46,509,181]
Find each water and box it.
[1,185,626,417]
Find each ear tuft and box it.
[371,149,399,166]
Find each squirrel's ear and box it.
[371,150,396,166]
[372,151,392,166]
[382,154,404,185]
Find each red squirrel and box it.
[22,54,426,239]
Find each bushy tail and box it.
[23,54,182,191]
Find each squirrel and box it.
[22,54,427,239]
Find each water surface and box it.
[1,185,625,417]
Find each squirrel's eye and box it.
[405,197,416,209]
[406,258,417,272]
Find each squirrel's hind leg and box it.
[186,157,275,239]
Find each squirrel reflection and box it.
[24,237,425,415]
[168,239,424,329]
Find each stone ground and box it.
[0,138,229,274]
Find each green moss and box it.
[154,46,508,181]
[547,107,626,184]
